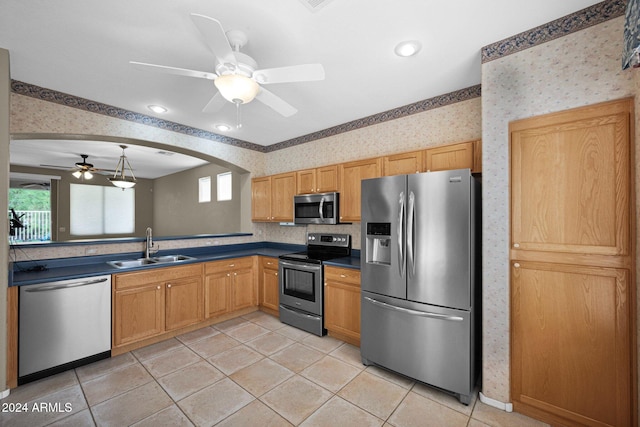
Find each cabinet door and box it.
[251,176,272,221]
[316,165,339,193]
[231,266,256,311]
[113,283,164,347]
[511,261,631,427]
[425,141,474,172]
[324,267,361,344]
[271,172,297,222]
[296,169,316,195]
[339,158,382,222]
[260,260,279,312]
[383,150,424,176]
[204,270,231,319]
[511,103,630,257]
[165,275,203,331]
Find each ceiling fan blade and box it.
[253,64,325,84]
[190,13,237,67]
[202,92,226,113]
[255,87,298,117]
[130,61,216,80]
[40,164,73,170]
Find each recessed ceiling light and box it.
[394,40,422,57]
[147,104,168,114]
[215,124,232,132]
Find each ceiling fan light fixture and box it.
[394,40,422,57]
[109,145,137,190]
[214,74,259,104]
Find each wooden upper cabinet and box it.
[270,172,296,222]
[510,99,631,258]
[316,165,339,193]
[425,141,475,173]
[251,172,296,222]
[383,150,424,176]
[296,169,316,195]
[296,165,339,194]
[339,157,382,222]
[251,176,272,221]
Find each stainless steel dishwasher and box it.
[19,275,111,384]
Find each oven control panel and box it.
[307,233,351,247]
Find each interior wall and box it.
[153,164,242,236]
[259,97,483,249]
[480,15,636,403]
[0,48,10,393]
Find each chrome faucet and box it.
[145,227,158,259]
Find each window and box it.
[217,172,232,201]
[70,184,135,235]
[198,176,211,203]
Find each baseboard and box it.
[479,392,513,412]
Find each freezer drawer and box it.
[19,275,112,382]
[360,291,475,403]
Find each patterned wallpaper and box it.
[480,14,635,403]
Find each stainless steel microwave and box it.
[294,192,339,225]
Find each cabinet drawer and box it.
[260,257,278,269]
[205,257,254,274]
[114,264,203,290]
[325,266,360,286]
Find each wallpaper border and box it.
[481,0,626,63]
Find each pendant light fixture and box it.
[109,145,136,189]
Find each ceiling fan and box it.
[41,154,114,180]
[130,13,325,125]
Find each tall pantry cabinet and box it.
[509,98,635,427]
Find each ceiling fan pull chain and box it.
[236,101,242,129]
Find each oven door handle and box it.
[279,260,322,272]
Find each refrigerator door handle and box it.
[398,191,405,277]
[407,191,416,277]
[364,297,464,321]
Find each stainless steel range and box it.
[279,233,351,336]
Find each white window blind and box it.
[70,184,135,235]
[217,172,232,201]
[199,176,211,203]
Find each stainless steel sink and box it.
[107,258,158,269]
[151,254,196,263]
[107,254,195,269]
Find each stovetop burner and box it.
[279,233,351,264]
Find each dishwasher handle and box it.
[23,277,109,293]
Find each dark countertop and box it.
[10,242,361,286]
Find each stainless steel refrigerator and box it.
[360,168,480,405]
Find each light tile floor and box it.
[1,311,550,427]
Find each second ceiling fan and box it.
[131,13,325,123]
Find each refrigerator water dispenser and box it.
[366,222,391,265]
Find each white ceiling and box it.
[2,0,602,148]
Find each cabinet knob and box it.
[513,243,520,248]
[167,284,172,288]
[157,285,161,290]
[514,263,520,268]
[229,264,235,267]
[340,274,347,278]
[227,273,230,277]
[234,272,237,276]
[275,272,278,276]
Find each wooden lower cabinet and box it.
[511,261,632,427]
[259,257,279,315]
[113,264,203,348]
[204,257,256,319]
[324,266,361,346]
